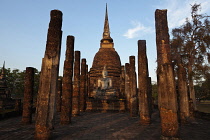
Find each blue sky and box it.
[0,0,210,82]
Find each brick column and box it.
[148,77,153,115]
[35,10,62,139]
[60,35,74,124]
[56,78,62,112]
[87,65,90,97]
[138,40,151,124]
[177,62,190,123]
[129,56,138,117]
[22,67,34,124]
[80,58,86,112]
[125,63,130,110]
[155,9,179,138]
[120,65,125,99]
[86,64,89,104]
[72,51,80,116]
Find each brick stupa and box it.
[87,4,125,112]
[89,5,121,97]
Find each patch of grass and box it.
[197,103,210,113]
[0,109,15,115]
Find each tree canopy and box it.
[171,3,210,100]
[3,68,40,99]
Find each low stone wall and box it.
[0,99,23,120]
[0,99,15,110]
[86,98,125,112]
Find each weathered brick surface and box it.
[129,56,138,117]
[86,99,125,112]
[178,63,190,123]
[85,64,88,104]
[120,66,125,99]
[138,40,151,124]
[60,35,74,124]
[35,9,62,139]
[155,9,179,138]
[148,77,153,115]
[125,63,130,111]
[72,51,80,116]
[89,48,121,97]
[56,78,62,112]
[22,67,34,124]
[80,58,86,112]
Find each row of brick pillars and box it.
[31,9,90,139]
[123,41,152,123]
[124,9,186,139]
[21,8,193,140]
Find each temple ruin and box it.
[1,4,203,140]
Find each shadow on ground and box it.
[0,110,210,140]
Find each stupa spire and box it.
[101,4,113,47]
[103,4,111,39]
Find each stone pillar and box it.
[72,51,81,116]
[129,56,138,117]
[138,40,151,124]
[56,78,62,112]
[80,58,86,112]
[35,10,62,139]
[125,63,130,110]
[22,67,34,124]
[155,9,179,138]
[177,62,190,123]
[148,77,153,115]
[86,65,89,101]
[120,66,125,99]
[87,66,90,97]
[60,35,74,124]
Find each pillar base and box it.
[160,135,180,140]
[160,108,179,138]
[35,126,51,140]
[139,118,151,125]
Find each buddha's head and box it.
[102,65,108,78]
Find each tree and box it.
[195,73,210,99]
[4,68,40,100]
[171,3,210,111]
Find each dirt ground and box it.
[0,109,210,140]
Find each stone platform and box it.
[86,98,125,112]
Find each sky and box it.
[0,0,210,83]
